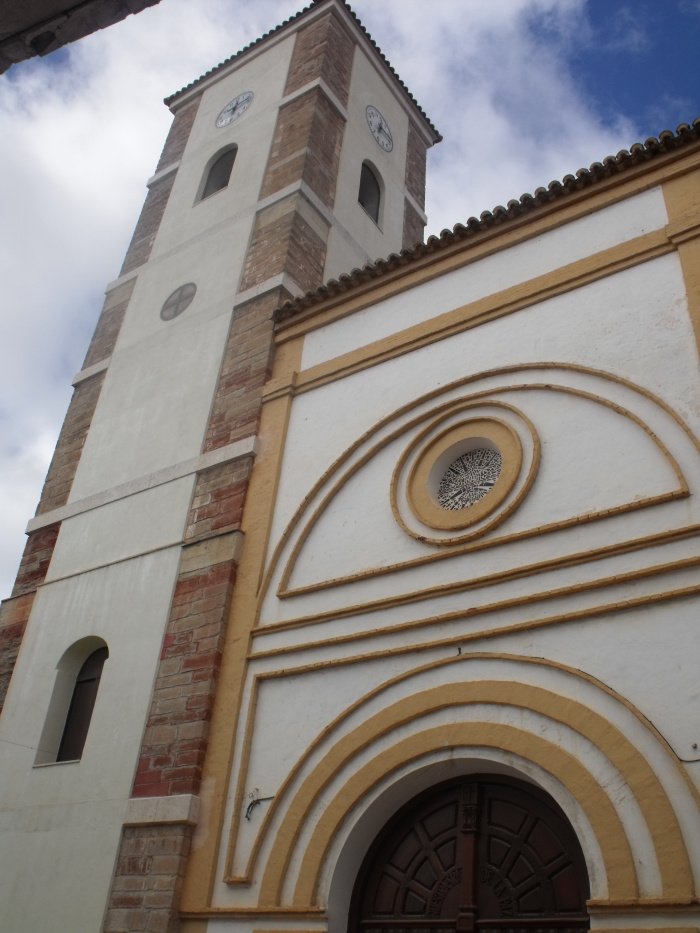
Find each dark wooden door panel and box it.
[351,777,589,933]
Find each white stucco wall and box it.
[214,181,700,916]
[0,548,181,933]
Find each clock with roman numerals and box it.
[365,104,393,152]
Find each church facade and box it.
[0,2,698,932]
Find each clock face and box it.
[365,104,393,152]
[437,448,503,511]
[215,91,254,128]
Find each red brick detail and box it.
[203,290,286,454]
[286,211,327,292]
[0,592,35,712]
[403,198,426,251]
[120,98,202,278]
[11,523,60,598]
[103,823,193,932]
[405,121,427,210]
[241,197,327,294]
[185,459,253,542]
[260,87,345,208]
[120,173,176,275]
[156,96,201,173]
[0,522,60,711]
[132,555,237,798]
[36,371,106,515]
[83,278,136,368]
[284,10,355,106]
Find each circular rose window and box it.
[437,447,503,510]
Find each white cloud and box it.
[0,0,656,597]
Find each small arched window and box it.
[200,145,238,199]
[56,646,108,761]
[358,161,381,223]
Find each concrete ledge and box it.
[124,794,200,827]
[181,531,243,574]
[280,76,348,122]
[405,189,428,225]
[235,272,305,308]
[146,160,180,188]
[26,436,258,534]
[72,356,110,386]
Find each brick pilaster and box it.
[403,121,428,248]
[403,199,425,251]
[0,523,59,710]
[260,87,346,209]
[284,8,355,105]
[405,121,427,210]
[103,824,194,933]
[121,96,202,276]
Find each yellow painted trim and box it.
[404,417,522,530]
[224,653,700,892]
[179,337,303,911]
[283,233,670,395]
[269,724,631,906]
[663,169,700,361]
[223,676,262,882]
[277,149,700,343]
[392,401,539,545]
[249,557,700,656]
[272,379,687,599]
[256,524,700,637]
[256,684,691,905]
[590,899,699,910]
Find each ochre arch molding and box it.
[255,682,693,908]
[280,385,685,595]
[268,724,630,908]
[226,657,700,890]
[258,362,696,605]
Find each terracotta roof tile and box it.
[164,0,440,142]
[275,119,700,324]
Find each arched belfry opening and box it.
[349,776,590,933]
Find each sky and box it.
[0,0,698,599]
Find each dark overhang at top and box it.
[164,0,441,146]
[0,0,161,74]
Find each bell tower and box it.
[0,3,439,931]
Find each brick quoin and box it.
[37,372,106,515]
[156,96,201,172]
[120,174,177,275]
[260,88,345,208]
[405,121,428,210]
[185,459,252,542]
[284,10,355,105]
[403,199,426,251]
[203,290,288,453]
[0,523,60,710]
[103,824,193,933]
[241,200,327,294]
[132,556,238,798]
[119,97,202,278]
[83,278,136,369]
[0,593,34,712]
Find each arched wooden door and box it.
[350,777,590,933]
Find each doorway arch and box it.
[349,775,590,933]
